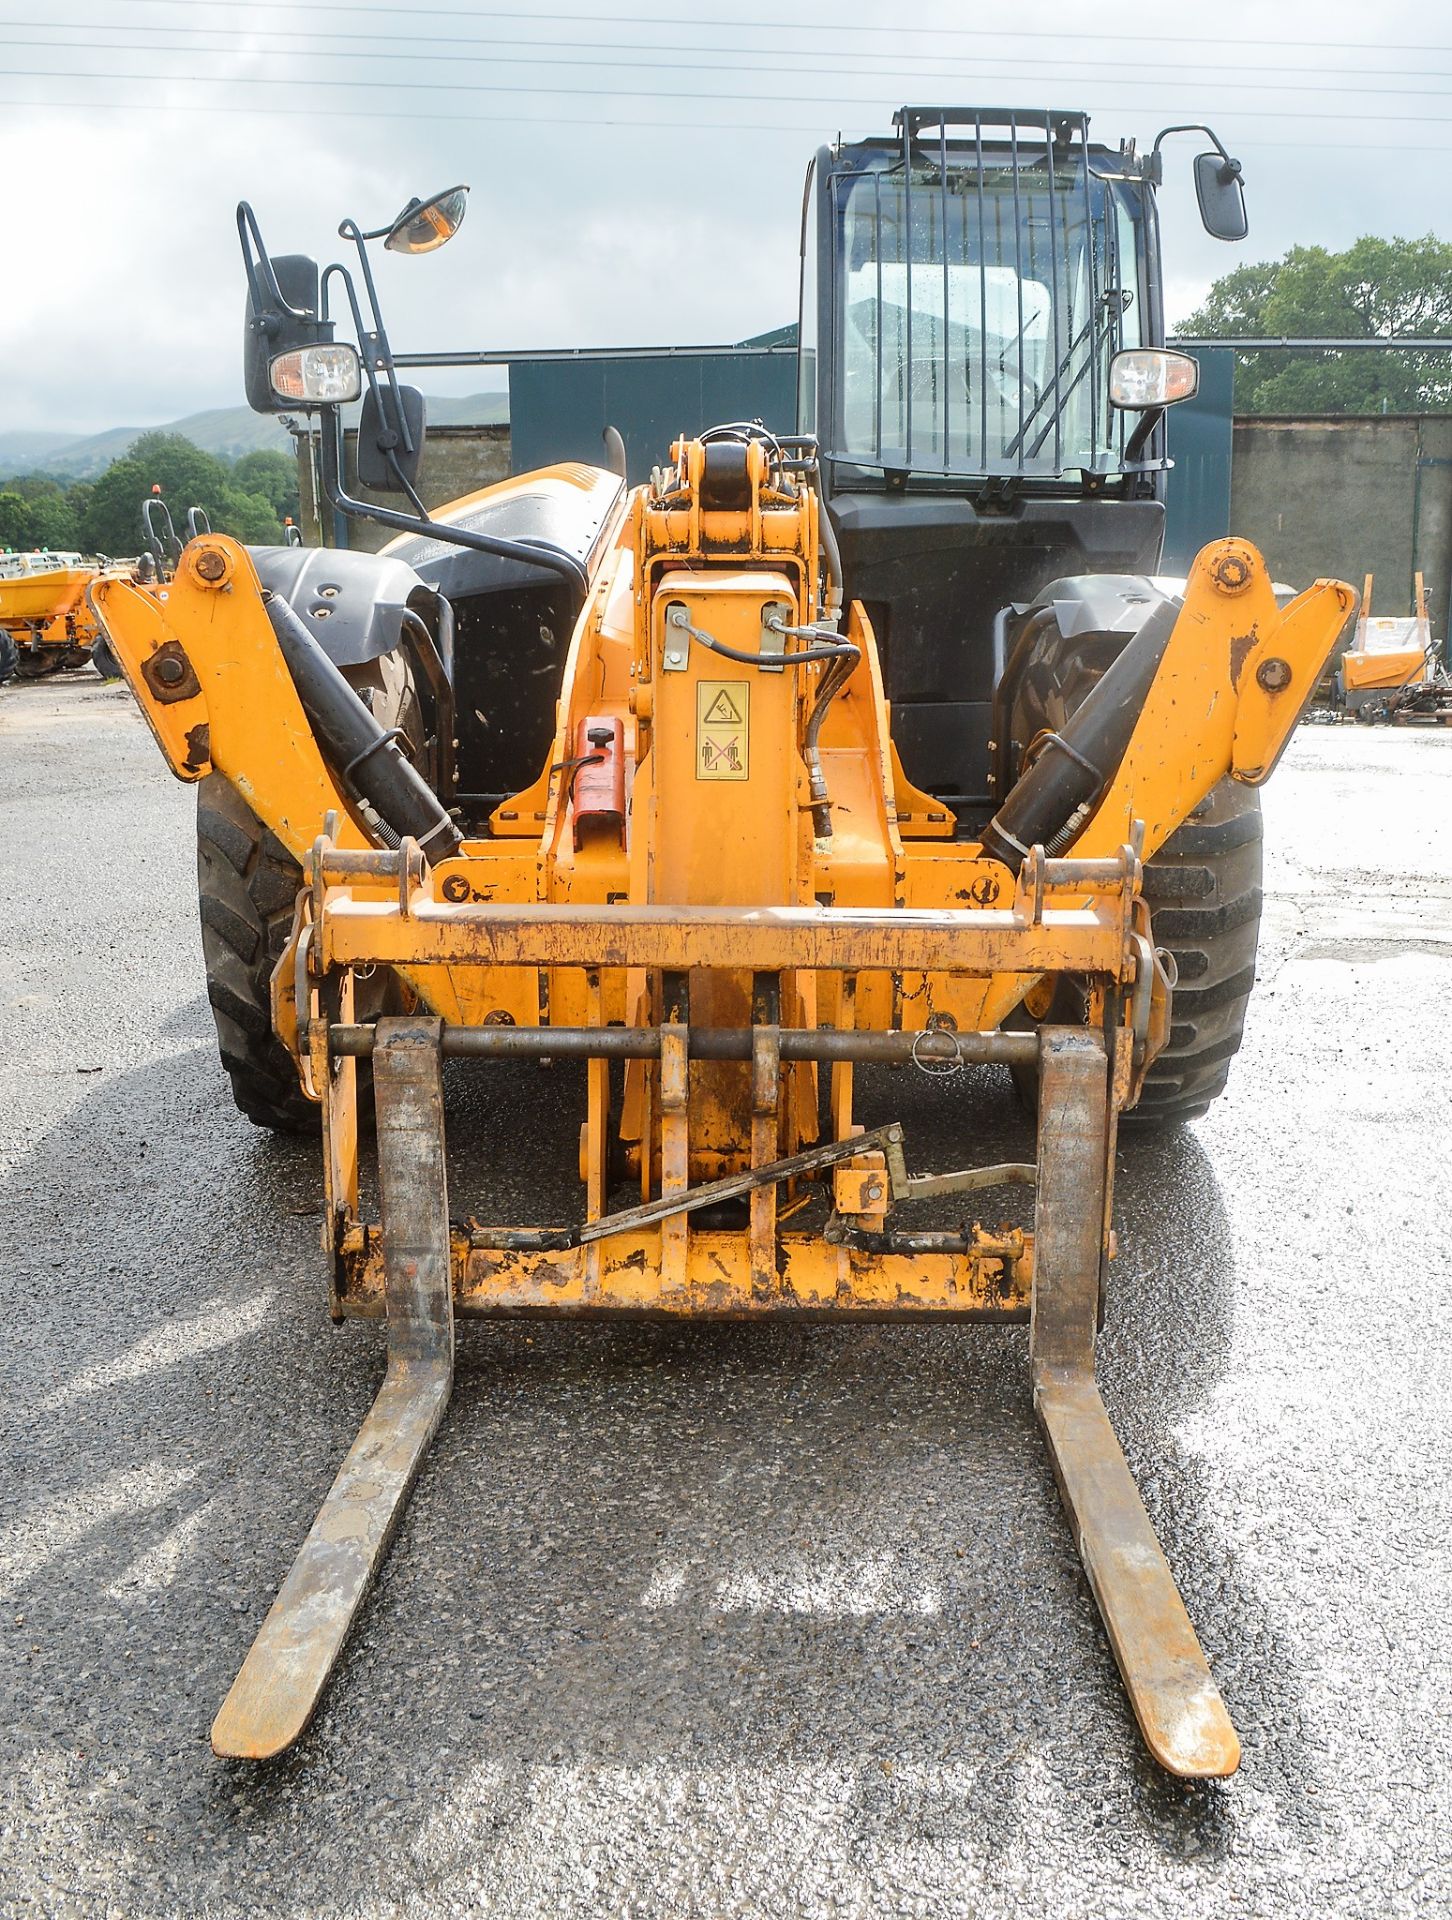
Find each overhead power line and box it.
[5,18,1449,85]
[5,32,1452,96]
[92,0,1452,56]
[2,91,1450,156]
[6,62,1452,122]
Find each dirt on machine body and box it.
[92,111,1354,1779]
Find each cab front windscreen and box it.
[830,145,1145,480]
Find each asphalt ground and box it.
[2,674,1449,1919]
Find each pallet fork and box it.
[212,1023,453,1760]
[212,1013,1237,1779]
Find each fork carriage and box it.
[309,837,1148,1323]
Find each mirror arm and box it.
[236,202,314,328]
[322,259,395,434]
[313,406,589,596]
[1146,124,1243,187]
[336,218,417,458]
[384,446,430,521]
[322,261,429,509]
[1123,405,1166,465]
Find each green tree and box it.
[25,490,79,551]
[0,491,34,548]
[1182,234,1452,413]
[0,474,80,550]
[64,481,94,535]
[216,484,285,544]
[78,456,158,555]
[77,432,284,553]
[230,449,300,524]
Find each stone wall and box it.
[290,410,1452,645]
[294,424,510,552]
[1231,415,1452,640]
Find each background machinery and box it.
[1337,569,1451,722]
[0,491,204,685]
[92,114,1354,1778]
[0,549,119,682]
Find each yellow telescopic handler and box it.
[93,113,1353,1777]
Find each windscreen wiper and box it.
[1000,310,1104,462]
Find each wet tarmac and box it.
[2,676,1449,1918]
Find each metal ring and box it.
[910,1028,963,1076]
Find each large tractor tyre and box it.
[0,631,16,684]
[1008,780,1263,1127]
[1124,777,1263,1125]
[197,775,316,1133]
[998,599,1264,1128]
[89,634,123,680]
[196,649,425,1133]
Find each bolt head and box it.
[1210,550,1253,595]
[193,548,227,583]
[1256,656,1293,692]
[155,655,185,686]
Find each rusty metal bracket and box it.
[1029,1027,1240,1778]
[210,1017,454,1760]
[140,637,201,704]
[467,1120,912,1252]
[903,1161,1035,1199]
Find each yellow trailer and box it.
[0,551,116,681]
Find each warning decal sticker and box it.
[696,679,749,780]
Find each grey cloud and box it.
[1,0,1447,435]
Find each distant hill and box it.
[0,428,87,469]
[0,392,511,481]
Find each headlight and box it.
[1108,349,1200,410]
[269,343,362,404]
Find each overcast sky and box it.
[2,0,1450,434]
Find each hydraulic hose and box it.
[264,589,463,864]
[665,604,856,671]
[664,605,861,840]
[818,501,844,618]
[802,649,856,838]
[978,596,1180,874]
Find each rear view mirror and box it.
[243,252,328,414]
[1194,152,1248,242]
[384,185,469,255]
[357,383,427,495]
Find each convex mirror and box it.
[384,185,469,255]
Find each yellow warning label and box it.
[696,679,749,780]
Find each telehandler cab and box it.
[93,112,1353,1776]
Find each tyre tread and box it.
[196,774,314,1132]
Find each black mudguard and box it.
[247,545,438,669]
[991,574,1177,799]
